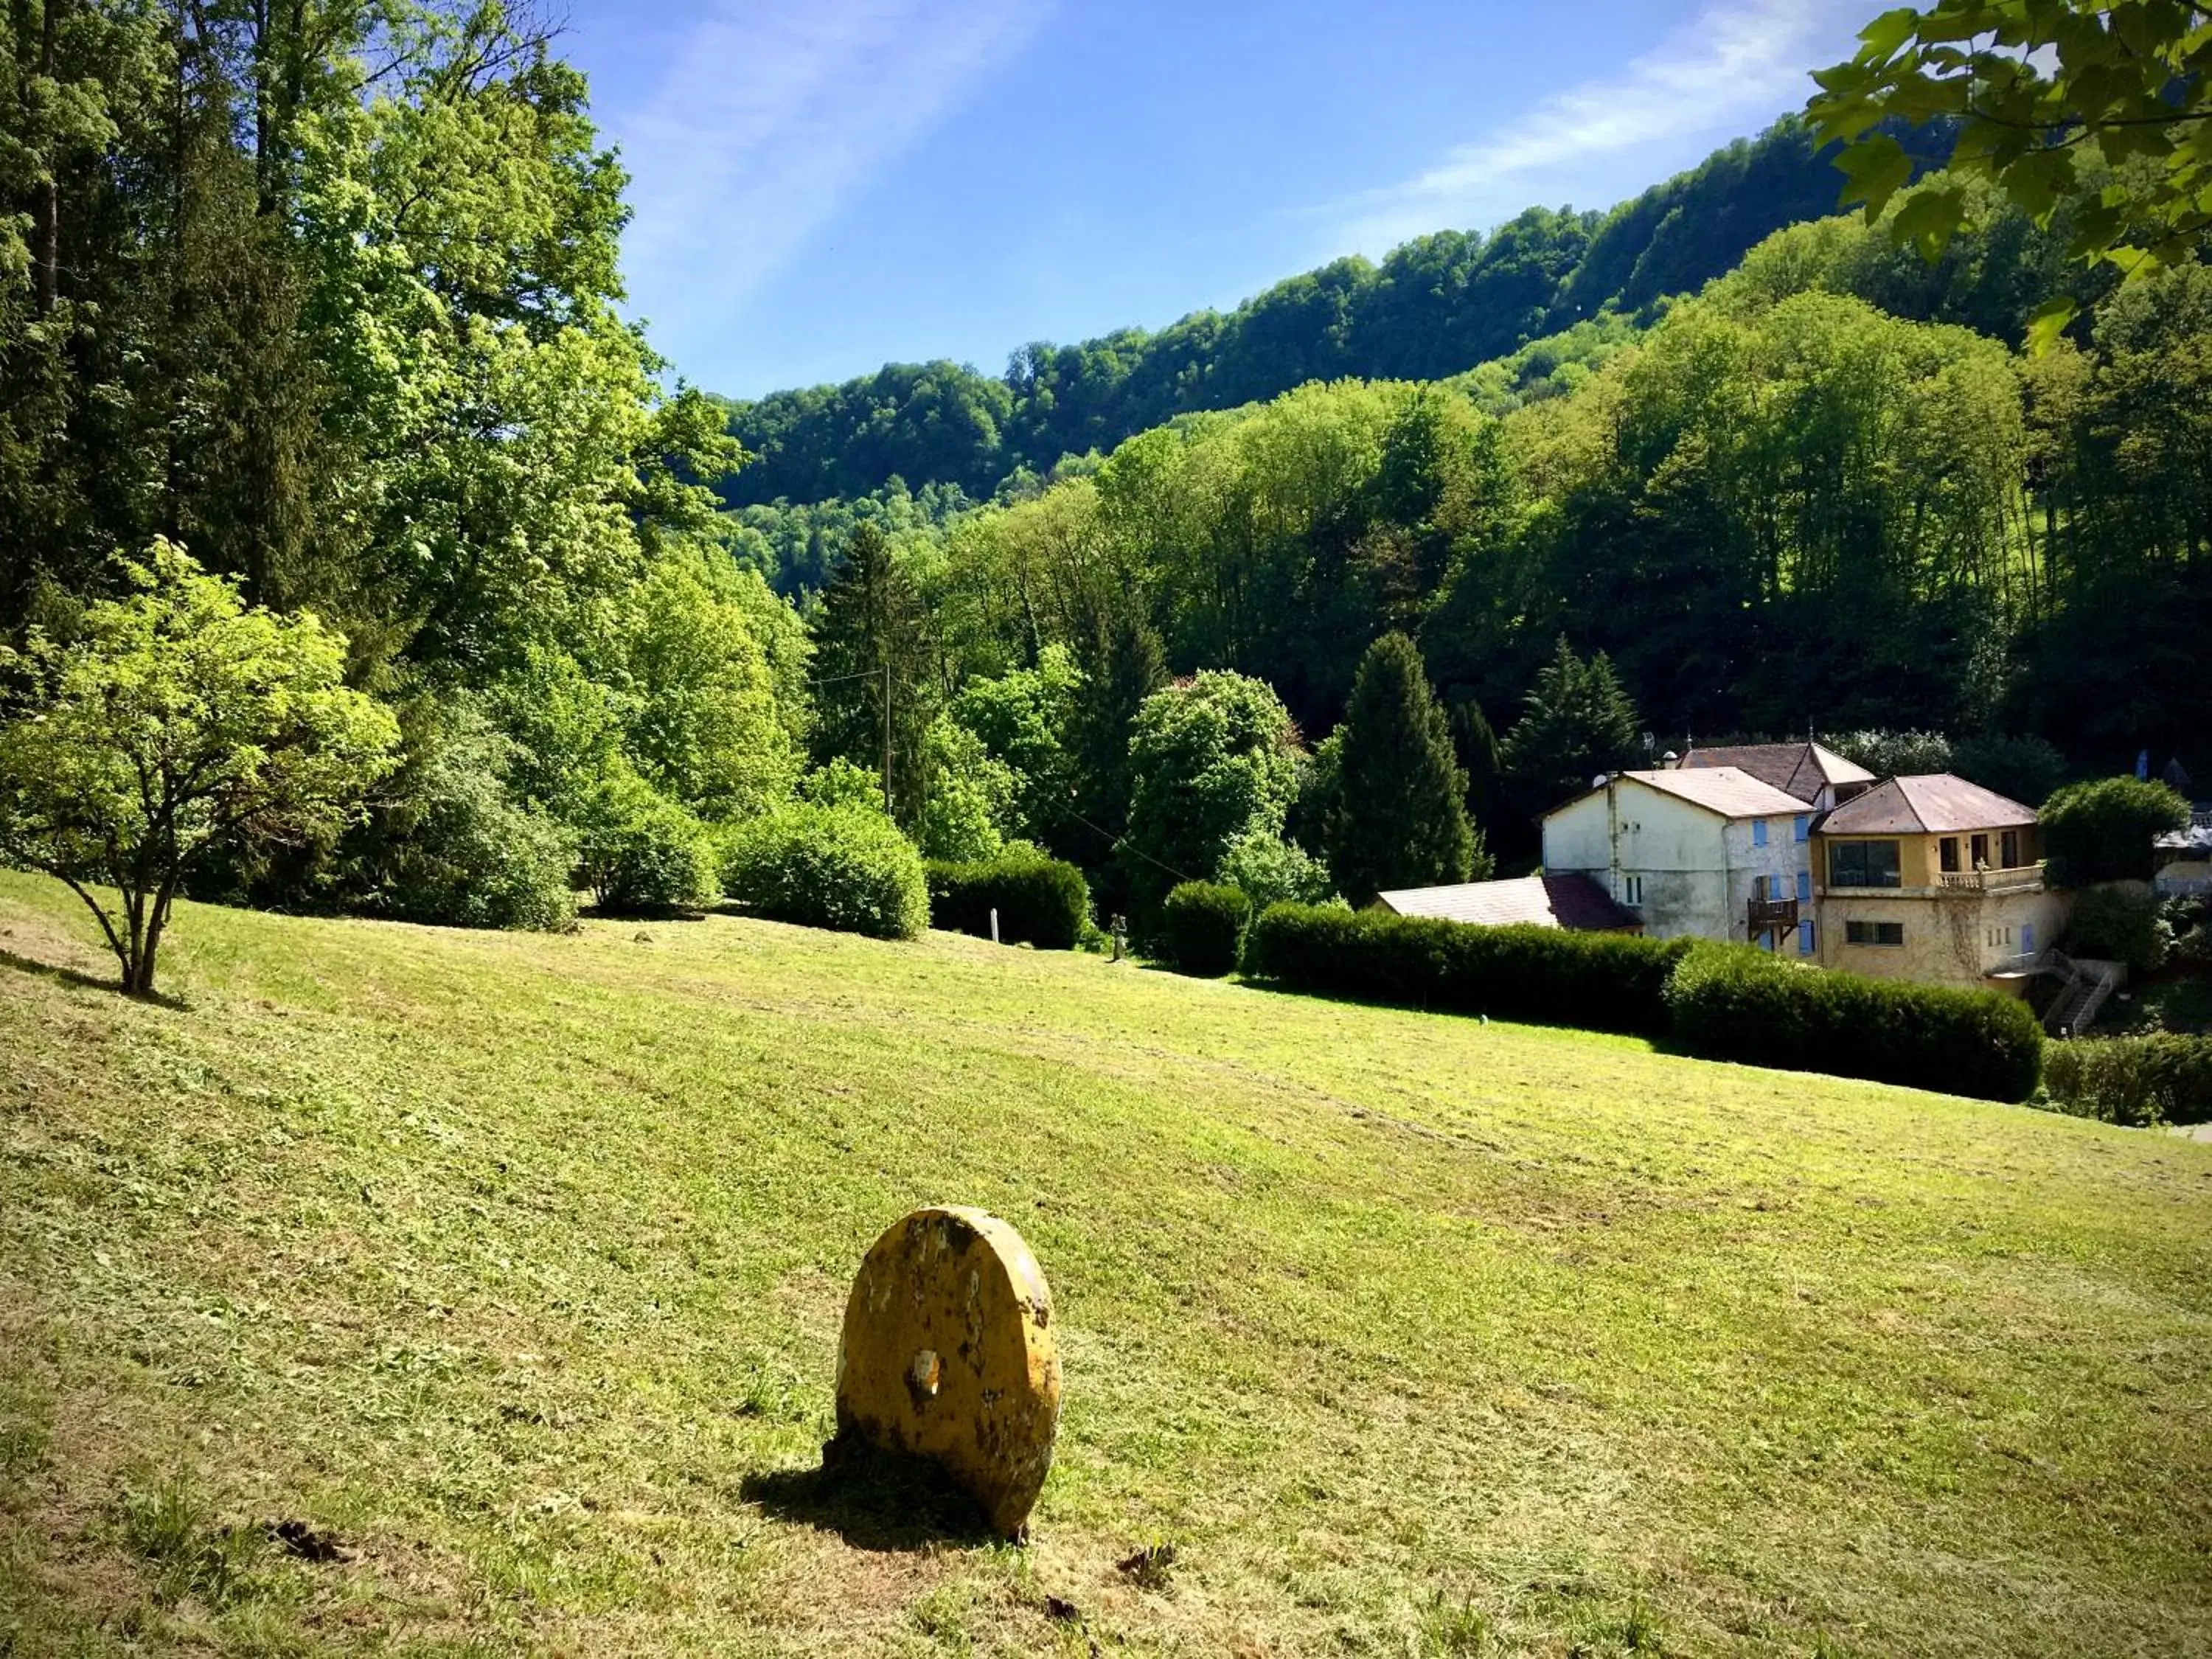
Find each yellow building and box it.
[1813,774,2068,993]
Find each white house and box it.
[2155,813,2212,899]
[1543,767,1819,953]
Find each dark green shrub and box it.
[1162,882,1252,975]
[189,697,577,931]
[1664,943,2042,1102]
[2040,776,2190,886]
[2063,886,2171,973]
[375,753,577,931]
[1242,903,1691,1036]
[577,773,719,914]
[723,802,928,939]
[927,852,1091,948]
[2042,1035,2212,1126]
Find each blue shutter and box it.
[1753,819,1768,847]
[1794,815,1809,843]
[1798,919,1815,956]
[1795,869,1812,902]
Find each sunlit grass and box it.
[2,869,2208,1656]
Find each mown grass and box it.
[1,867,2208,1657]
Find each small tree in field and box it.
[0,544,398,995]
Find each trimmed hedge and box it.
[1244,907,2045,1101]
[721,802,928,940]
[1242,903,1691,1036]
[1664,943,2042,1102]
[927,852,1091,949]
[1163,882,1252,976]
[2042,1034,2212,1127]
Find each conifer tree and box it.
[1067,603,1168,855]
[1326,633,1481,905]
[1447,692,1506,841]
[809,523,934,826]
[1500,636,1642,815]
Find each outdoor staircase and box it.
[2040,949,2120,1039]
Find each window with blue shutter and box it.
[1795,869,1812,902]
[1794,815,1809,843]
[1798,919,1815,955]
[1752,818,1768,847]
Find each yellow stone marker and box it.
[832,1206,1062,1540]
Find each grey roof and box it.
[2157,821,2212,855]
[1677,741,1875,804]
[1819,773,2037,835]
[1618,766,1813,820]
[1377,874,1639,931]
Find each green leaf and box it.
[2025,296,2079,357]
[1892,184,1969,261]
[1834,133,1916,219]
[1857,7,1925,59]
[2003,146,2077,223]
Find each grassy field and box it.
[2,869,2209,1658]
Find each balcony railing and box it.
[1937,863,2045,895]
[1748,897,1799,932]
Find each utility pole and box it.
[881,661,894,819]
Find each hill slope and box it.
[2,870,2208,1656]
[715,116,1945,509]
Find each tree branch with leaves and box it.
[1809,0,2212,347]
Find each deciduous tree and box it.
[0,544,397,993]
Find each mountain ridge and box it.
[714,114,1950,510]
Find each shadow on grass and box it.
[0,946,182,1007]
[576,902,714,925]
[740,1436,998,1553]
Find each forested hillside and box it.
[0,0,2202,960]
[734,171,2199,822]
[714,116,1956,509]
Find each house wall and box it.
[2156,855,2212,898]
[1543,781,1814,945]
[1718,812,1816,950]
[1815,829,2067,991]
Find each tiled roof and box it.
[1819,773,2037,835]
[1619,766,1812,820]
[1677,741,1874,804]
[1377,874,1640,931]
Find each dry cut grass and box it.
[1,869,2209,1657]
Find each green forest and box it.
[1,0,2205,969]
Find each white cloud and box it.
[1326,0,1860,254]
[613,0,1050,374]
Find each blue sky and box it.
[563,1,1875,400]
